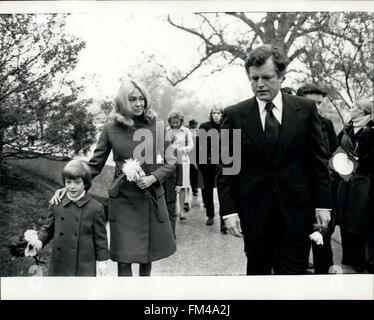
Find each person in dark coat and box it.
[196,107,227,233]
[38,160,109,276]
[51,79,177,276]
[217,44,332,275]
[297,83,339,274]
[336,99,374,273]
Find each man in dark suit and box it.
[217,45,332,275]
[297,83,339,274]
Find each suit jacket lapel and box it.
[241,97,271,165]
[275,94,301,164]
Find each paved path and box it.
[107,189,359,276]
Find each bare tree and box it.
[165,12,373,104]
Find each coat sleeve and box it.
[326,119,339,155]
[217,110,239,216]
[92,205,110,261]
[307,104,333,209]
[184,128,194,153]
[196,122,207,168]
[37,207,55,247]
[87,125,112,179]
[151,120,177,185]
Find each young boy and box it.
[30,160,110,276]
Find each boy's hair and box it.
[61,160,92,191]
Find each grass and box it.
[0,162,58,276]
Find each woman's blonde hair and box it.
[111,79,156,128]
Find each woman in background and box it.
[337,99,374,273]
[166,110,193,221]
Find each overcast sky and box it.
[1,1,372,108]
[64,10,252,106]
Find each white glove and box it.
[97,260,109,276]
[309,231,324,246]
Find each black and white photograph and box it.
[1,0,373,302]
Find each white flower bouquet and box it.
[121,158,146,182]
[8,228,45,267]
[121,158,157,206]
[24,230,43,257]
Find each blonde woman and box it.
[50,79,176,276]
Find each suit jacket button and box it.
[57,247,61,251]
[60,232,63,236]
[60,217,64,221]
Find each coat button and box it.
[60,217,64,221]
[57,247,61,251]
[60,232,63,236]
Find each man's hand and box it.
[49,188,66,205]
[224,215,243,238]
[136,175,157,189]
[315,209,331,227]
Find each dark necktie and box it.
[264,102,280,157]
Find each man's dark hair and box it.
[281,87,296,95]
[188,119,198,128]
[245,44,288,78]
[297,84,327,98]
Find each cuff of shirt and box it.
[223,213,239,219]
[315,208,331,211]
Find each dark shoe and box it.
[183,203,190,212]
[220,225,228,234]
[206,217,214,226]
[180,215,187,221]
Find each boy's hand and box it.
[49,188,66,205]
[97,260,109,276]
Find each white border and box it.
[0,1,373,14]
[2,275,374,300]
[1,0,374,301]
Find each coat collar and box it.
[61,193,91,208]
